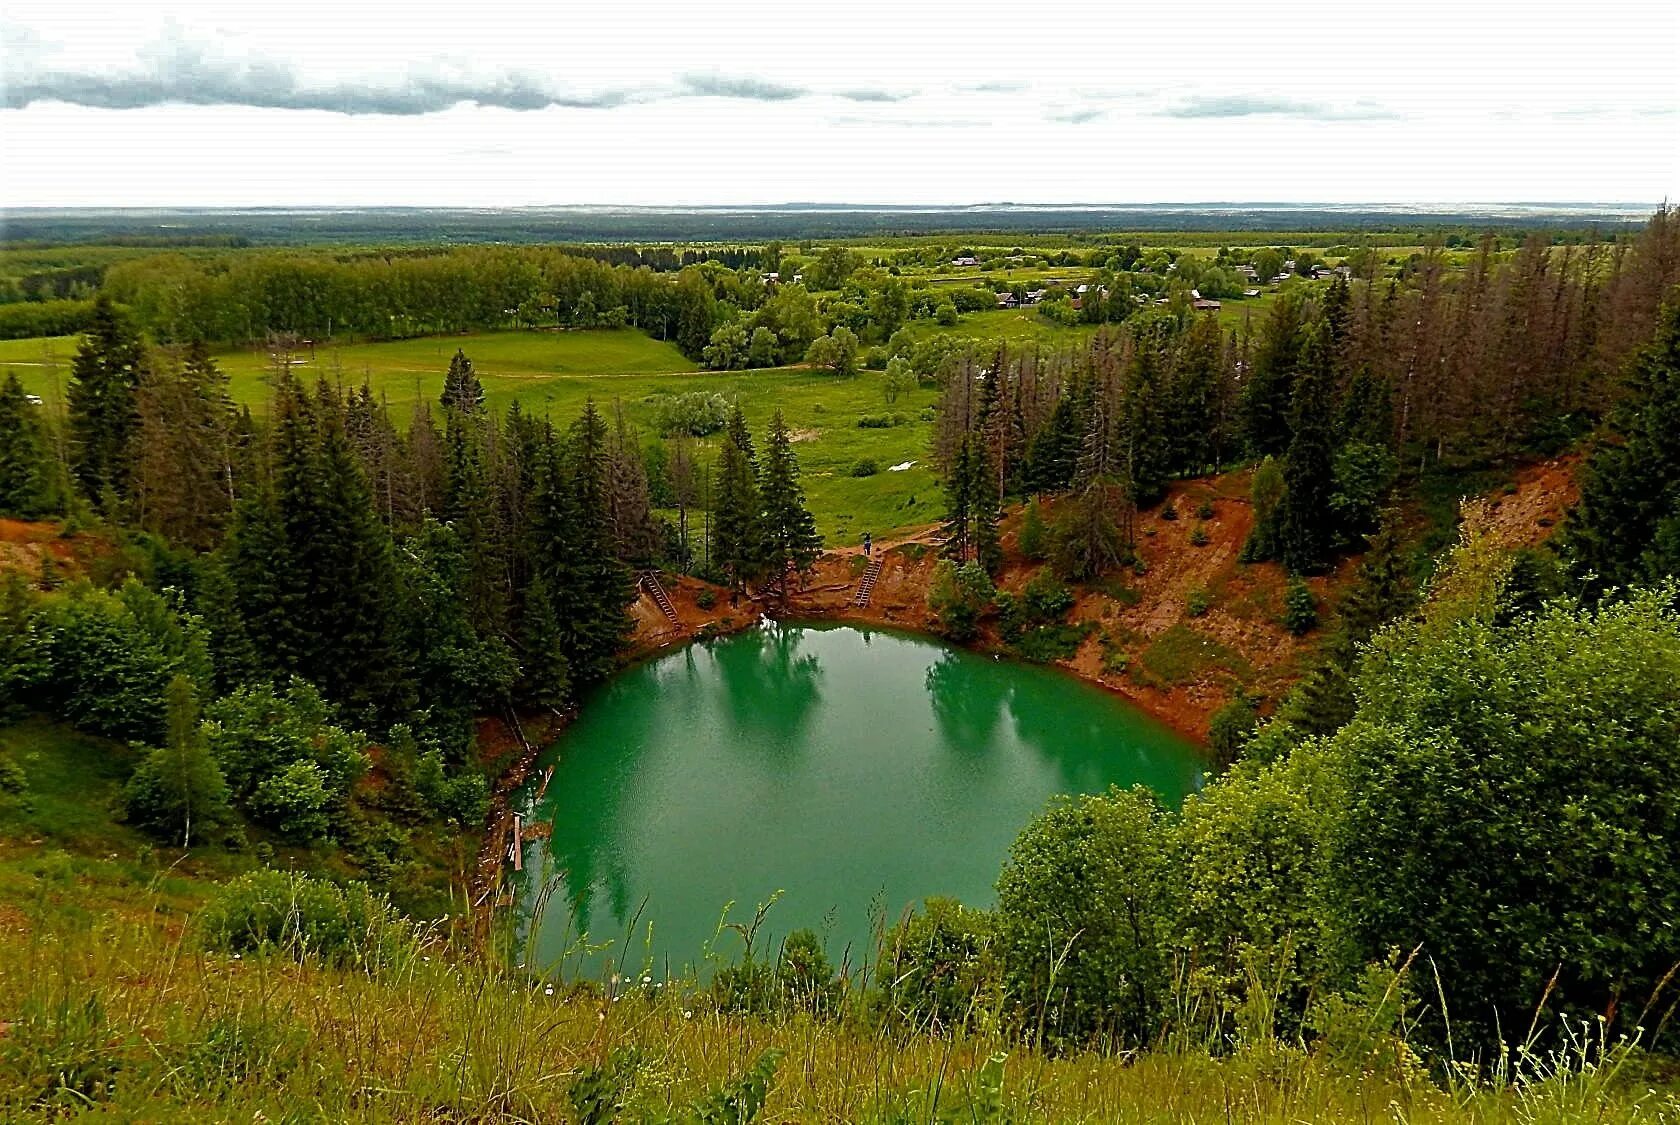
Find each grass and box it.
[1134,624,1255,690]
[0,843,1671,1122]
[0,330,942,543]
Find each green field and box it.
[1,329,940,544]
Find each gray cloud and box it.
[961,81,1028,94]
[836,88,914,103]
[1048,109,1105,124]
[1158,95,1399,121]
[3,31,908,114]
[675,73,806,101]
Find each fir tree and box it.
[1023,380,1085,494]
[67,294,146,507]
[440,348,486,413]
[712,405,765,592]
[1273,323,1339,574]
[608,406,663,567]
[1239,290,1307,458]
[538,401,634,686]
[134,341,237,549]
[0,372,55,517]
[1564,299,1680,595]
[758,410,823,599]
[515,571,571,710]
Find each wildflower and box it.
[544,985,555,996]
[683,1010,693,1020]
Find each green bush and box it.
[928,561,994,643]
[695,589,717,611]
[1016,500,1048,562]
[1187,589,1210,617]
[653,392,730,438]
[1196,499,1216,520]
[1326,589,1680,1049]
[1283,578,1318,635]
[1207,696,1258,769]
[1189,523,1210,548]
[996,787,1174,1048]
[197,869,421,969]
[876,897,999,1031]
[204,680,369,834]
[32,581,212,743]
[850,459,879,478]
[1160,502,1179,521]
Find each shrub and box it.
[850,459,879,478]
[1189,523,1210,548]
[876,897,1000,1031]
[997,787,1174,1048]
[249,761,333,842]
[1196,499,1216,520]
[1160,502,1179,521]
[1187,589,1210,617]
[197,869,420,968]
[1283,577,1318,635]
[928,561,994,643]
[415,748,489,826]
[1207,696,1259,769]
[695,589,717,611]
[32,581,211,743]
[856,414,897,429]
[204,680,369,830]
[1326,589,1680,1050]
[653,392,730,437]
[1016,500,1048,561]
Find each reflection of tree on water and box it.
[924,651,1010,754]
[524,665,668,964]
[715,623,823,750]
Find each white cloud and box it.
[2,0,1676,205]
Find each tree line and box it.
[930,208,1680,582]
[0,296,822,880]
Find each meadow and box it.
[0,329,941,544]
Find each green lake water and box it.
[515,621,1203,975]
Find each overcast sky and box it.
[3,1,1677,208]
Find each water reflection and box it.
[924,651,1009,753]
[518,624,1203,973]
[715,624,823,750]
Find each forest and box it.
[2,207,1680,1119]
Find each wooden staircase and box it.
[852,556,884,607]
[640,572,680,625]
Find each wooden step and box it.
[640,572,680,625]
[852,557,884,607]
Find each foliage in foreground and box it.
[0,859,1675,1123]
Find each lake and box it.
[515,621,1203,976]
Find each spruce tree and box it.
[67,294,146,507]
[0,372,54,517]
[134,341,237,549]
[515,571,571,710]
[940,433,977,564]
[539,401,633,686]
[712,405,765,592]
[1238,290,1307,458]
[1564,300,1680,594]
[440,348,486,413]
[1273,323,1338,574]
[758,410,823,599]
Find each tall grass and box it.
[1,858,1674,1122]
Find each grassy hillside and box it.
[0,822,1668,1122]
